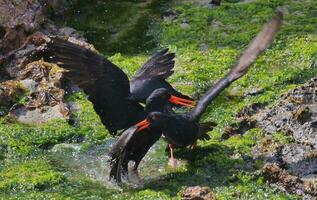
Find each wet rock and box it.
[262,163,317,197]
[0,0,44,30]
[19,61,64,109]
[223,103,265,136]
[43,0,70,14]
[20,61,64,84]
[0,0,86,80]
[236,77,317,148]
[182,186,216,200]
[20,79,39,93]
[280,144,317,179]
[229,78,317,197]
[255,142,317,178]
[26,87,65,110]
[66,37,95,52]
[223,119,256,136]
[292,106,311,124]
[11,103,69,124]
[0,0,45,53]
[236,103,267,119]
[262,163,304,195]
[253,137,280,160]
[4,60,69,123]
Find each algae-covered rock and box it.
[182,186,216,200]
[262,163,317,198]
[9,61,69,123]
[231,77,317,197]
[0,80,27,108]
[252,77,317,148]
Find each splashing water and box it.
[51,137,172,189]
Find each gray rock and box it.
[182,186,216,200]
[280,144,317,178]
[253,77,317,147]
[20,79,39,93]
[11,103,68,124]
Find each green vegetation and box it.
[1,0,317,199]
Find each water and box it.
[51,138,170,189]
[59,0,167,55]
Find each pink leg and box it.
[190,141,197,150]
[168,144,177,168]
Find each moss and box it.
[214,172,301,200]
[222,128,264,155]
[0,80,28,107]
[0,159,65,193]
[272,132,295,144]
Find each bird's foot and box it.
[190,143,197,150]
[130,169,142,182]
[130,169,141,180]
[168,157,178,169]
[130,169,144,187]
[187,142,197,150]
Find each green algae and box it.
[0,159,65,194]
[1,0,317,199]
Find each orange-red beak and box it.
[136,119,150,132]
[169,96,195,108]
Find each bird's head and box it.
[135,112,168,132]
[146,88,195,110]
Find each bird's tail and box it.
[109,149,128,184]
[197,121,217,141]
[108,126,137,183]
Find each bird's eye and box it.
[151,115,157,120]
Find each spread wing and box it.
[45,38,145,134]
[130,49,193,102]
[133,48,175,79]
[190,12,283,121]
